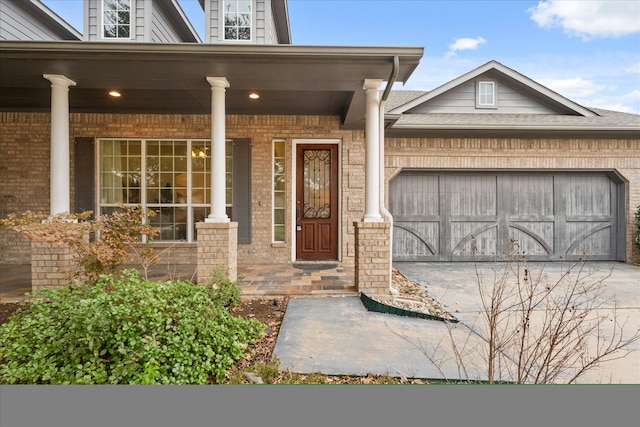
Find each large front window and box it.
[99,139,232,241]
[223,0,252,41]
[102,0,131,39]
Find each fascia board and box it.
[28,0,82,40]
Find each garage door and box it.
[389,172,624,262]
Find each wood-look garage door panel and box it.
[565,222,613,258]
[451,222,498,259]
[390,172,620,262]
[393,222,439,260]
[509,222,554,256]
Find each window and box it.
[477,81,496,108]
[223,0,252,41]
[99,139,232,242]
[273,139,286,242]
[103,0,131,39]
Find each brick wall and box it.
[354,221,391,294]
[2,112,638,266]
[0,113,51,263]
[31,240,78,290]
[0,112,367,267]
[385,137,640,264]
[196,222,238,283]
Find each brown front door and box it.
[296,144,339,260]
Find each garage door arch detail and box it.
[389,171,625,262]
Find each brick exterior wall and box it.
[1,112,638,267]
[0,112,367,267]
[354,221,391,295]
[0,113,52,263]
[31,240,78,290]
[196,222,237,283]
[385,137,640,264]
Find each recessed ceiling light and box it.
[249,92,260,99]
[108,90,121,97]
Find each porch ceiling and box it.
[0,42,423,129]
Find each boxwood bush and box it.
[0,270,264,384]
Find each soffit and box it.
[0,42,423,129]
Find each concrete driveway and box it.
[274,261,640,384]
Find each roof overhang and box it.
[385,125,640,139]
[0,41,423,129]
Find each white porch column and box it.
[43,74,76,216]
[205,77,230,222]
[363,79,383,222]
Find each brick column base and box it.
[31,240,77,290]
[196,222,238,284]
[353,221,391,295]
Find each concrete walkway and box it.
[274,261,640,384]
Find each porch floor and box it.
[0,262,357,303]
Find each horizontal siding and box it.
[151,2,182,43]
[0,0,69,40]
[411,80,557,114]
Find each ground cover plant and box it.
[0,270,264,384]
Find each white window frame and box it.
[476,80,497,109]
[272,139,286,243]
[97,138,233,243]
[220,0,254,42]
[101,0,133,40]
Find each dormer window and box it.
[477,80,496,108]
[224,0,252,41]
[103,0,131,39]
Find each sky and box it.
[42,0,640,114]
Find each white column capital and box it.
[206,77,230,89]
[43,74,76,88]
[363,79,383,92]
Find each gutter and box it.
[380,56,399,295]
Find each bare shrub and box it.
[392,244,640,384]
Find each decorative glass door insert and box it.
[296,144,338,260]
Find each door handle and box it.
[296,204,302,232]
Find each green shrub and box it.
[208,269,242,308]
[0,270,264,384]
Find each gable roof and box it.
[385,61,639,138]
[0,0,82,40]
[388,60,597,117]
[161,0,201,43]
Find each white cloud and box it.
[582,89,640,114]
[446,37,486,58]
[625,62,640,77]
[538,77,611,99]
[528,0,640,39]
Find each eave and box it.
[0,41,423,129]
